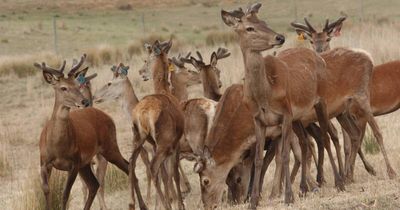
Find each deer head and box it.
[34,54,90,108]
[170,52,201,87]
[182,48,230,100]
[138,39,172,81]
[291,16,347,53]
[193,146,226,210]
[221,3,285,52]
[73,61,97,106]
[226,150,253,204]
[93,63,130,103]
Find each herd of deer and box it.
[34,2,400,210]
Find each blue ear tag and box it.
[111,65,117,72]
[76,74,86,87]
[153,47,161,56]
[119,67,128,75]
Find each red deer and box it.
[291,17,397,182]
[35,55,129,210]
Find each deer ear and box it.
[203,146,212,159]
[221,10,239,28]
[210,52,218,67]
[193,162,204,173]
[42,71,58,85]
[74,66,89,78]
[162,40,172,54]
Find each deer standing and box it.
[127,40,185,210]
[291,17,397,182]
[35,54,129,210]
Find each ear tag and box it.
[168,63,175,72]
[119,67,128,75]
[154,47,161,56]
[111,65,117,72]
[297,33,305,42]
[76,74,86,85]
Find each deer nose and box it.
[81,99,90,107]
[275,34,285,44]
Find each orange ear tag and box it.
[168,63,175,72]
[297,33,305,42]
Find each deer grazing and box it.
[127,39,185,210]
[35,54,129,210]
[291,17,397,182]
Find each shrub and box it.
[127,41,143,58]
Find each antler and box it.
[245,2,262,15]
[304,18,316,33]
[215,48,231,60]
[33,61,66,78]
[172,52,191,68]
[324,16,347,33]
[196,51,203,62]
[68,54,87,77]
[290,22,312,34]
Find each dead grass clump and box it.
[17,170,67,210]
[104,165,128,193]
[0,151,11,177]
[363,129,380,155]
[127,41,143,58]
[85,45,125,66]
[0,53,59,78]
[205,31,237,46]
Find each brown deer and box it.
[220,3,348,207]
[128,40,185,210]
[35,54,129,210]
[291,17,397,181]
[73,65,112,210]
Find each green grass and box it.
[363,129,380,155]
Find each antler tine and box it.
[304,18,316,33]
[324,19,330,31]
[85,73,98,81]
[33,62,64,77]
[184,52,191,59]
[68,54,87,77]
[216,48,231,60]
[59,60,66,73]
[196,51,203,62]
[325,16,347,33]
[291,22,311,33]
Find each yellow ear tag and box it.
[297,33,305,42]
[168,63,175,72]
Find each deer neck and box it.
[152,56,171,95]
[121,79,139,121]
[169,71,188,101]
[48,94,74,150]
[241,48,271,108]
[201,71,221,101]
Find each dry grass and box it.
[205,31,238,46]
[104,165,129,194]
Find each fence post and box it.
[53,16,58,54]
[360,0,364,23]
[293,0,298,21]
[141,13,146,34]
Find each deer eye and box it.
[310,40,314,44]
[107,82,112,86]
[236,177,242,183]
[326,37,332,42]
[246,27,255,32]
[60,87,67,91]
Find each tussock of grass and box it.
[17,170,67,210]
[0,53,59,78]
[127,41,143,58]
[363,129,380,155]
[104,165,128,194]
[0,156,11,177]
[205,31,237,46]
[86,45,124,67]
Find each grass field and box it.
[1,0,400,210]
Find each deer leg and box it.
[79,165,99,210]
[306,123,326,186]
[95,155,108,210]
[40,163,52,210]
[358,148,376,176]
[259,139,276,193]
[342,127,352,178]
[327,121,345,177]
[173,149,185,210]
[151,148,172,210]
[289,135,301,184]
[281,114,294,204]
[270,138,283,199]
[292,121,309,197]
[249,114,267,209]
[139,147,152,204]
[314,103,345,191]
[61,167,79,210]
[366,115,397,179]
[160,162,173,205]
[128,128,148,210]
